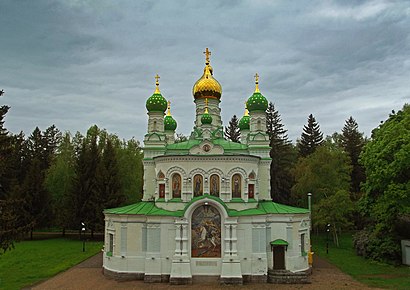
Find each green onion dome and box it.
[246,73,268,112]
[164,101,177,131]
[239,109,250,130]
[201,109,213,125]
[164,115,177,131]
[146,75,167,112]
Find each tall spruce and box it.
[0,106,12,197]
[94,138,124,231]
[266,102,295,204]
[0,106,32,253]
[298,114,324,157]
[341,117,365,198]
[224,115,240,142]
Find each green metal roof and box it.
[105,196,309,217]
[165,138,248,152]
[104,201,183,217]
[270,239,289,246]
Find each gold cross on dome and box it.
[155,74,160,86]
[254,73,259,84]
[167,100,171,116]
[205,98,209,107]
[204,48,211,63]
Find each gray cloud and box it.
[0,0,409,143]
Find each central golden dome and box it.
[192,48,222,100]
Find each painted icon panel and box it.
[191,205,221,258]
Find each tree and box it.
[266,102,295,204]
[117,138,144,203]
[314,190,354,247]
[94,138,125,231]
[298,114,324,157]
[341,117,366,198]
[356,104,410,263]
[0,106,12,197]
[0,198,33,254]
[45,132,76,234]
[291,144,352,208]
[0,106,32,253]
[224,115,240,142]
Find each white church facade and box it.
[103,49,311,284]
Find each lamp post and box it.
[326,223,330,254]
[81,222,86,252]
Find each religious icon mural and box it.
[191,205,221,258]
[232,174,241,198]
[210,174,220,197]
[172,173,181,198]
[193,174,203,197]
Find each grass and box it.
[312,232,410,289]
[0,238,103,290]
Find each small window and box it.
[248,184,255,199]
[159,184,165,198]
[301,233,306,256]
[109,233,114,253]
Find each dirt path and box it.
[30,254,379,290]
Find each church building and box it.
[103,49,311,284]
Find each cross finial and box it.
[167,100,171,116]
[204,98,209,114]
[244,101,249,116]
[204,48,211,64]
[254,73,259,84]
[154,74,161,93]
[254,73,260,93]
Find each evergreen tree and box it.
[298,114,324,157]
[266,102,295,204]
[224,115,240,142]
[341,116,365,198]
[0,106,12,197]
[45,132,76,234]
[94,138,125,230]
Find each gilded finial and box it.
[254,73,260,93]
[154,74,161,94]
[167,100,171,116]
[204,98,209,114]
[204,48,211,64]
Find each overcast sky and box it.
[1,0,409,143]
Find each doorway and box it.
[273,246,285,270]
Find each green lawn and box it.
[312,233,410,289]
[0,238,103,290]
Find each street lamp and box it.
[81,222,86,252]
[326,223,331,254]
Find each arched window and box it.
[153,120,157,132]
[232,174,241,198]
[172,173,181,198]
[193,174,203,197]
[210,174,220,197]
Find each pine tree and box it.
[341,116,366,198]
[266,102,295,204]
[298,114,324,157]
[94,138,125,230]
[0,106,12,197]
[224,115,240,142]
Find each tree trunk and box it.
[333,227,339,247]
[62,227,65,237]
[30,228,33,240]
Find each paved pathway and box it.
[30,253,378,290]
